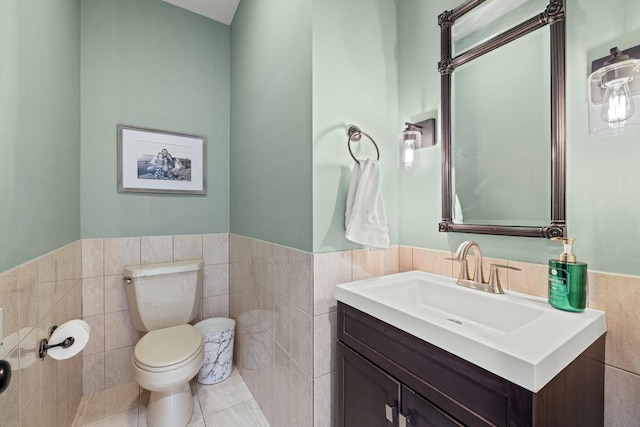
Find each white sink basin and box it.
[335,270,606,392]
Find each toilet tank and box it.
[123,260,203,332]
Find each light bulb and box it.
[601,81,635,126]
[402,139,416,167]
[398,128,421,170]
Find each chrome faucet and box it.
[449,241,520,294]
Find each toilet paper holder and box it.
[38,326,75,360]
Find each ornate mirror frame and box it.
[438,0,566,238]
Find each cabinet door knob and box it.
[385,404,397,423]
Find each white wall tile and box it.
[103,237,140,276]
[83,353,105,395]
[313,251,352,316]
[290,250,313,315]
[141,235,173,264]
[103,275,129,314]
[274,294,291,353]
[0,268,20,359]
[203,233,229,265]
[38,251,57,285]
[18,261,39,341]
[273,342,290,406]
[202,295,230,319]
[314,372,336,427]
[174,234,203,261]
[290,362,313,427]
[290,305,313,377]
[104,347,135,389]
[19,328,41,421]
[203,264,229,297]
[82,277,104,317]
[314,311,337,379]
[104,311,139,351]
[352,248,384,281]
[82,314,104,356]
[605,365,640,427]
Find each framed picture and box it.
[117,125,207,194]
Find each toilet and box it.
[123,260,205,427]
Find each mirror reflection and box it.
[439,0,566,238]
[452,28,551,226]
[452,0,549,56]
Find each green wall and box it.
[312,0,400,253]
[398,0,640,275]
[81,0,230,238]
[0,0,81,273]
[4,0,640,276]
[230,0,313,252]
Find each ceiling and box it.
[161,0,240,25]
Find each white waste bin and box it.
[194,318,235,384]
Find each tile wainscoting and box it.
[0,242,83,427]
[231,237,640,426]
[80,234,229,395]
[3,235,637,426]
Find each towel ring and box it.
[347,126,380,164]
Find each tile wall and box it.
[80,233,229,395]
[0,242,83,427]
[6,235,634,426]
[229,235,315,427]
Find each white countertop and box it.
[335,270,606,392]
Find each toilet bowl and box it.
[132,324,204,427]
[123,260,205,427]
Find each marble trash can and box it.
[194,318,236,385]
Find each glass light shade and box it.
[398,130,421,170]
[601,80,635,126]
[588,56,640,135]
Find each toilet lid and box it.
[134,324,203,368]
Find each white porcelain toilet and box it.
[123,260,205,427]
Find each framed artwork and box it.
[117,125,207,194]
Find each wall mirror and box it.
[438,0,566,238]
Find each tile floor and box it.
[72,368,269,427]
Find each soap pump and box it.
[548,237,587,312]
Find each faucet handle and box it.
[487,264,521,294]
[446,257,470,281]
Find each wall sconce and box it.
[398,118,436,170]
[588,45,640,135]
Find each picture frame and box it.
[117,124,207,194]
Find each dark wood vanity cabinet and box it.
[337,302,605,427]
[339,341,462,426]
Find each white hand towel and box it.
[345,159,390,248]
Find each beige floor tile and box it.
[76,408,138,427]
[197,374,255,417]
[203,400,270,426]
[72,382,139,426]
[72,367,269,427]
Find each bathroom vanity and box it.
[335,271,606,427]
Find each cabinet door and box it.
[401,385,464,427]
[338,342,401,427]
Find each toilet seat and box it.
[133,324,203,373]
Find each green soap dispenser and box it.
[548,237,587,312]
